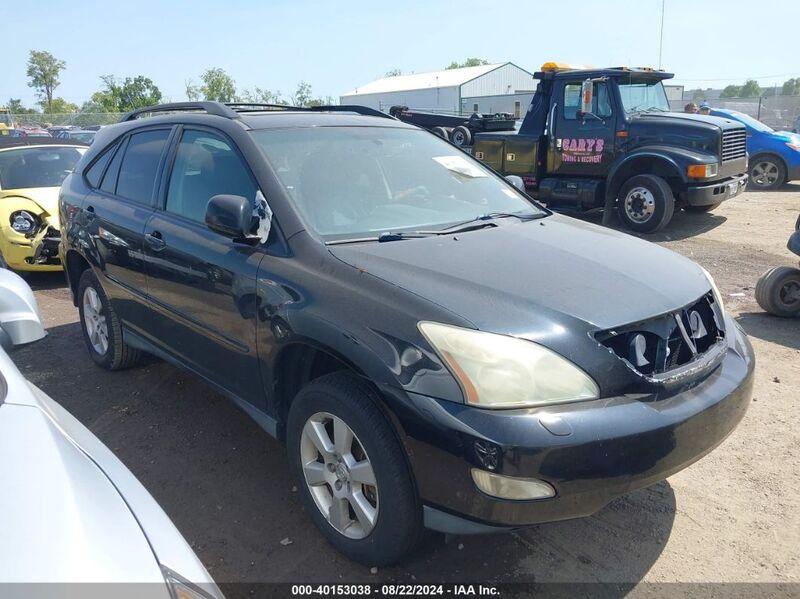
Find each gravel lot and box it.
[13,185,800,589]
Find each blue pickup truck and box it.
[711,108,800,190]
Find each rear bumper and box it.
[406,317,754,531]
[684,173,748,206]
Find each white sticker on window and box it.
[432,155,488,178]
[253,190,272,243]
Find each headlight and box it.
[699,266,725,313]
[418,322,599,409]
[9,210,38,234]
[786,142,800,152]
[162,568,218,599]
[687,163,718,178]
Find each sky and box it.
[3,0,798,108]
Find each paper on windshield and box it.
[433,155,487,178]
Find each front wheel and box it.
[617,174,675,233]
[749,155,786,190]
[755,266,800,317]
[287,372,422,565]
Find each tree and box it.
[44,97,79,114]
[739,79,762,98]
[238,86,285,105]
[782,78,800,96]
[26,50,66,112]
[445,58,489,70]
[5,98,37,115]
[720,84,742,99]
[292,81,313,106]
[92,75,162,112]
[385,68,402,77]
[186,68,237,102]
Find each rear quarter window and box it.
[115,129,170,204]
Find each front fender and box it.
[0,196,56,270]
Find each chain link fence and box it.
[669,95,800,131]
[4,112,124,129]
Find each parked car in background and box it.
[61,102,755,565]
[56,128,96,144]
[711,108,800,190]
[0,268,222,597]
[0,138,87,271]
[19,127,52,138]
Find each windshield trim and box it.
[617,78,671,115]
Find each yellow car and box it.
[0,139,87,272]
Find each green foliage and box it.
[186,68,237,102]
[26,50,66,112]
[6,98,37,114]
[720,84,741,98]
[445,58,489,70]
[385,69,403,77]
[238,87,285,105]
[739,79,761,98]
[92,75,162,112]
[44,97,79,114]
[782,78,800,96]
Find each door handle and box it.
[145,231,166,251]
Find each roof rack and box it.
[120,101,394,123]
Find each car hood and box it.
[631,111,741,131]
[329,214,711,333]
[0,186,60,216]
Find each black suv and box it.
[60,102,754,565]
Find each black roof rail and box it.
[223,102,294,112]
[120,101,239,122]
[303,105,394,120]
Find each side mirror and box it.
[205,194,253,239]
[505,175,525,191]
[580,79,594,117]
[0,269,46,351]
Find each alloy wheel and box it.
[779,280,800,309]
[624,186,656,223]
[82,287,109,355]
[751,161,780,187]
[300,412,379,539]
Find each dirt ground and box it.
[13,185,800,589]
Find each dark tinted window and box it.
[115,129,170,203]
[100,139,126,194]
[166,130,256,223]
[85,142,117,188]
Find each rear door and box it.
[81,127,173,329]
[142,126,265,404]
[547,79,616,177]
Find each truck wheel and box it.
[287,372,422,565]
[431,126,449,140]
[685,202,721,213]
[617,174,675,233]
[450,126,472,147]
[755,266,800,317]
[749,155,786,190]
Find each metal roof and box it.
[342,63,511,96]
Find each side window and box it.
[166,129,257,224]
[100,139,126,194]
[564,82,613,120]
[115,129,171,204]
[85,141,118,188]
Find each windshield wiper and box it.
[430,211,544,234]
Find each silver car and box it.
[0,268,222,598]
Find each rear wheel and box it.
[77,270,141,369]
[617,174,675,233]
[431,126,449,140]
[287,372,422,565]
[685,202,721,213]
[450,126,472,147]
[755,266,800,317]
[749,155,786,190]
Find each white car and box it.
[0,268,223,598]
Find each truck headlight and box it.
[9,211,38,235]
[687,163,718,178]
[418,322,599,409]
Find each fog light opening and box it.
[471,468,555,500]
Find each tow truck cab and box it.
[473,63,749,233]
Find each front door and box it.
[142,127,265,405]
[547,79,616,177]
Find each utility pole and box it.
[658,0,666,69]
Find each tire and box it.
[617,174,675,233]
[431,126,449,140]
[755,266,800,317]
[749,155,786,190]
[684,202,721,213]
[287,372,422,565]
[450,126,472,147]
[77,269,142,369]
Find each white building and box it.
[340,63,537,117]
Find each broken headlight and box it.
[10,211,39,236]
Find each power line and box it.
[676,72,800,83]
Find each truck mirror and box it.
[505,175,525,191]
[580,79,594,117]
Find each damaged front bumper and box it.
[1,223,62,272]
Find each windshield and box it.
[725,111,773,133]
[0,146,86,190]
[618,79,670,114]
[251,127,545,241]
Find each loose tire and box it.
[287,372,422,565]
[749,155,786,190]
[755,266,800,317]
[450,126,472,147]
[617,174,675,233]
[77,269,141,369]
[684,202,721,213]
[431,126,449,140]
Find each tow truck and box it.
[473,62,749,233]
